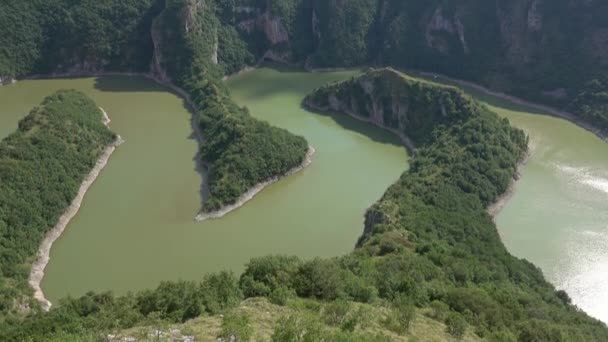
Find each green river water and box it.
[0,68,607,322]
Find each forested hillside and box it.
[0,90,116,315]
[1,1,608,341]
[221,0,608,134]
[2,0,607,132]
[4,69,608,341]
[151,0,309,212]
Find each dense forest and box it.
[1,0,608,340]
[0,90,116,316]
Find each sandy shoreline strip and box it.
[28,107,123,311]
[196,146,316,221]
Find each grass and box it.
[112,298,482,341]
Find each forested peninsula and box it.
[1,0,608,341]
[0,90,116,314]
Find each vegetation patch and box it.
[0,90,115,315]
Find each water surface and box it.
[2,69,607,324]
[433,79,608,323]
[0,71,408,302]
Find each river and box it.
[0,71,407,303]
[1,69,607,323]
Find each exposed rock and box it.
[150,11,170,83]
[183,0,203,33]
[212,30,219,65]
[260,49,291,64]
[0,75,16,86]
[527,0,543,32]
[425,6,469,54]
[238,12,289,45]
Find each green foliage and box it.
[219,311,253,342]
[322,299,351,326]
[569,78,608,131]
[200,271,243,315]
[446,312,467,340]
[381,296,416,335]
[0,90,115,314]
[0,0,160,76]
[311,0,378,67]
[269,286,295,306]
[304,69,608,340]
[271,314,326,342]
[154,0,309,212]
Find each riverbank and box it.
[487,151,531,219]
[28,107,123,311]
[412,70,608,142]
[195,146,316,221]
[303,99,416,155]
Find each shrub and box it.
[272,314,326,342]
[269,286,295,306]
[446,313,467,340]
[381,296,416,335]
[322,299,351,326]
[428,300,449,321]
[200,271,243,314]
[240,256,301,297]
[219,312,253,342]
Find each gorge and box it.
[1,0,608,341]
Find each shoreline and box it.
[487,151,531,219]
[195,146,316,221]
[28,107,123,311]
[412,70,607,142]
[303,100,416,155]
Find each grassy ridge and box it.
[0,90,115,314]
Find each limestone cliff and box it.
[304,68,478,146]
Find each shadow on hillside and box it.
[93,75,170,93]
[303,103,407,151]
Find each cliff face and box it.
[304,68,479,145]
[233,0,606,103]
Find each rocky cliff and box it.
[304,68,479,145]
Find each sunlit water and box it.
[458,86,608,323]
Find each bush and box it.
[219,312,253,342]
[428,300,449,321]
[240,256,301,298]
[294,259,346,300]
[272,314,326,342]
[446,313,467,340]
[269,286,295,306]
[200,271,243,314]
[381,296,416,335]
[322,299,351,326]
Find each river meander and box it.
[1,69,607,323]
[0,71,407,304]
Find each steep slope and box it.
[4,69,607,341]
[151,0,310,214]
[229,0,608,133]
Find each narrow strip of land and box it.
[28,108,123,311]
[195,146,316,221]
